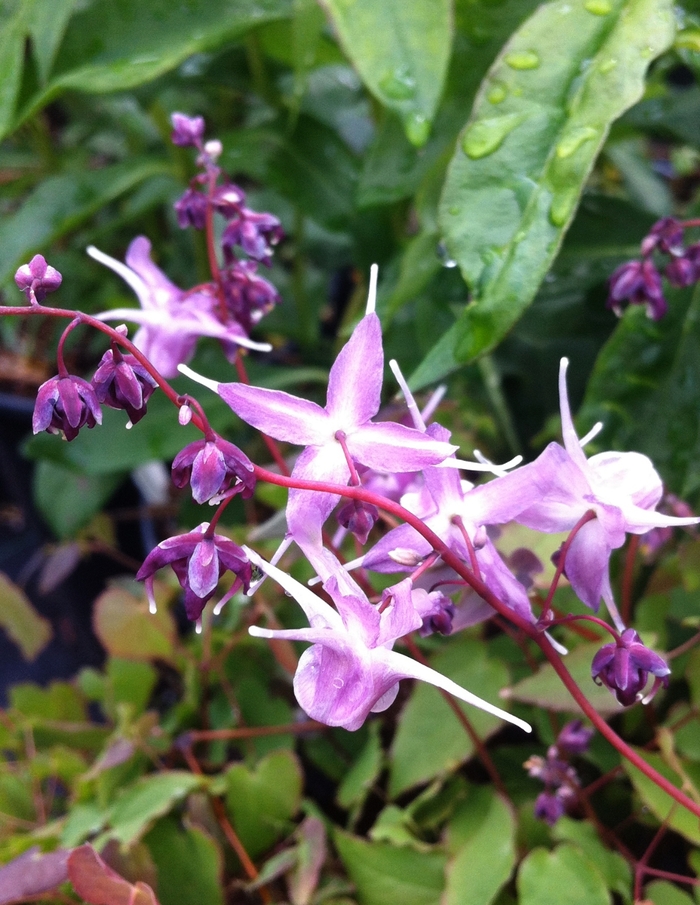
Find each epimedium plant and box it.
[3,2,700,905]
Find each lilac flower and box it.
[591,628,670,706]
[534,791,568,826]
[221,208,284,265]
[665,241,700,288]
[181,310,456,572]
[640,217,685,256]
[14,255,62,302]
[91,349,157,425]
[220,260,280,333]
[172,437,256,504]
[556,720,594,757]
[174,186,208,230]
[33,374,102,441]
[507,359,699,627]
[89,237,270,377]
[136,523,251,621]
[607,259,667,320]
[245,548,531,733]
[171,113,205,147]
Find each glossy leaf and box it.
[107,772,204,845]
[517,844,610,905]
[437,0,675,363]
[0,572,52,661]
[334,830,446,905]
[320,0,452,145]
[92,585,176,664]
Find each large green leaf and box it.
[107,772,204,845]
[11,0,292,136]
[579,284,700,498]
[623,749,700,845]
[146,819,224,905]
[437,0,675,364]
[33,461,123,540]
[517,844,610,905]
[320,0,452,146]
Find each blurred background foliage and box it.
[2,0,700,902]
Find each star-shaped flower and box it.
[245,548,531,733]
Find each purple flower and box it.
[336,499,379,544]
[640,217,685,256]
[505,359,699,626]
[220,260,280,333]
[245,549,532,733]
[607,259,667,320]
[534,791,567,826]
[174,187,208,230]
[212,183,246,218]
[171,113,205,147]
[14,255,62,302]
[91,349,157,425]
[89,237,271,377]
[33,374,102,441]
[665,241,700,288]
[556,720,594,756]
[221,209,283,265]
[136,523,251,621]
[171,437,256,504]
[591,628,670,706]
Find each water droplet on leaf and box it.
[462,113,522,159]
[549,188,578,226]
[504,50,540,70]
[584,0,611,14]
[437,241,458,267]
[380,67,416,100]
[556,125,598,158]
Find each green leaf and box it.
[438,0,675,363]
[623,749,700,845]
[444,786,516,905]
[33,461,123,540]
[642,881,696,905]
[92,584,176,664]
[320,0,452,145]
[108,772,204,845]
[580,284,700,498]
[13,0,292,131]
[0,1,26,140]
[0,571,52,661]
[388,636,513,797]
[507,643,620,714]
[11,680,86,722]
[146,818,224,905]
[333,829,446,905]
[27,0,77,85]
[0,159,169,285]
[517,844,610,905]
[336,722,383,809]
[225,750,303,857]
[552,818,631,902]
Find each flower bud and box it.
[591,628,670,706]
[336,499,379,544]
[33,374,102,441]
[172,436,256,504]
[14,255,62,302]
[171,112,205,147]
[92,349,157,425]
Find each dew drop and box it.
[404,111,430,147]
[556,125,598,158]
[504,50,540,70]
[487,81,508,104]
[640,45,655,59]
[549,188,578,226]
[437,240,458,267]
[584,0,611,14]
[599,57,618,73]
[462,113,522,159]
[379,67,416,100]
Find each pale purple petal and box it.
[349,422,457,471]
[362,523,432,573]
[476,539,534,624]
[588,451,663,511]
[188,538,220,598]
[564,520,611,611]
[375,577,424,646]
[558,358,588,471]
[217,383,330,445]
[125,236,182,304]
[326,313,383,427]
[514,444,592,532]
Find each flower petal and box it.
[350,422,457,471]
[217,383,330,445]
[326,313,383,427]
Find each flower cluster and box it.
[87,114,281,378]
[526,720,594,825]
[607,216,700,320]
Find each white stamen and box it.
[248,535,294,595]
[125,420,133,430]
[179,404,193,425]
[195,619,203,634]
[388,548,423,567]
[421,385,446,423]
[249,625,275,639]
[232,336,273,352]
[213,599,226,616]
[389,359,425,431]
[148,598,157,615]
[579,421,604,448]
[87,245,149,301]
[437,453,523,475]
[544,632,568,656]
[178,363,220,393]
[366,264,378,316]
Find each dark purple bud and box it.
[640,217,685,256]
[211,183,246,218]
[221,209,283,265]
[336,499,379,544]
[174,187,208,230]
[534,791,566,826]
[665,255,696,288]
[591,628,670,707]
[220,260,280,332]
[607,259,667,320]
[556,720,594,756]
[171,436,256,504]
[14,255,62,302]
[171,113,205,147]
[91,350,157,425]
[33,374,102,441]
[136,523,251,621]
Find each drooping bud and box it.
[171,436,256,504]
[640,217,685,257]
[33,374,102,441]
[556,720,594,757]
[591,628,670,706]
[174,187,208,229]
[607,259,667,320]
[171,112,205,147]
[14,255,62,303]
[91,349,157,425]
[336,499,379,544]
[221,209,283,265]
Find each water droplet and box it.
[504,50,540,70]
[379,67,416,100]
[640,45,655,59]
[599,58,618,73]
[556,125,598,158]
[404,111,430,147]
[462,113,522,159]
[487,81,508,104]
[437,241,458,267]
[584,0,611,14]
[549,188,578,226]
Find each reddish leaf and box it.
[0,847,70,903]
[68,845,159,905]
